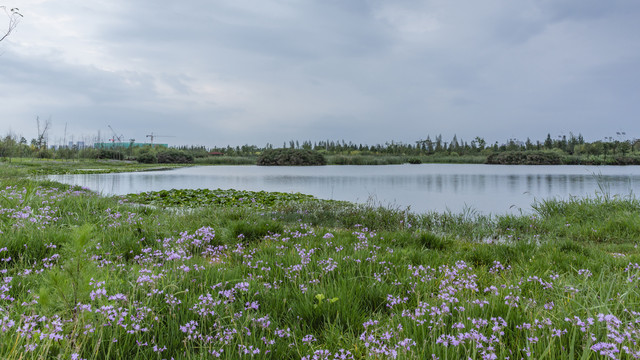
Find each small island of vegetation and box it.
[256,148,327,166]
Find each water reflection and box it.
[48,164,640,215]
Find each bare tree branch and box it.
[1,6,22,42]
[36,116,52,149]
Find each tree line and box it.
[201,133,638,159]
[1,132,638,164]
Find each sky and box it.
[1,0,639,148]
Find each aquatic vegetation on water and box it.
[122,188,317,209]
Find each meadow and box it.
[1,160,640,359]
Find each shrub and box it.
[257,149,326,166]
[96,149,124,160]
[486,151,562,165]
[156,149,194,164]
[136,152,157,164]
[37,149,53,159]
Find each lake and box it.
[48,164,640,215]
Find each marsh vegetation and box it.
[1,161,639,359]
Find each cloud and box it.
[1,0,639,147]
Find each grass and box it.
[2,157,185,175]
[1,160,640,359]
[326,155,486,165]
[194,156,257,165]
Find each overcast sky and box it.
[1,0,639,148]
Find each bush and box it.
[156,149,194,164]
[257,149,326,166]
[36,149,53,159]
[609,156,640,165]
[137,152,157,164]
[486,151,562,165]
[96,149,124,160]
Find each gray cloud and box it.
[1,0,639,147]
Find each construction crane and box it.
[146,132,175,144]
[108,125,124,143]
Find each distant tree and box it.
[1,6,22,42]
[35,116,51,150]
[506,138,519,151]
[425,135,434,154]
[434,135,443,153]
[567,133,577,154]
[525,138,533,150]
[449,134,459,152]
[544,134,553,149]
[0,134,16,158]
[618,141,631,156]
[558,135,568,151]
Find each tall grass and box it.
[194,156,256,165]
[2,163,640,359]
[327,155,407,165]
[531,195,640,243]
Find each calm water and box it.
[48,164,640,214]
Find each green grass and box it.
[1,161,640,359]
[194,156,257,165]
[2,157,185,175]
[326,155,486,165]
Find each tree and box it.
[434,134,443,153]
[618,141,631,156]
[525,137,534,150]
[424,135,434,154]
[544,134,553,149]
[35,116,51,149]
[1,6,22,42]
[449,134,459,152]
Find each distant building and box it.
[93,142,168,149]
[52,141,87,150]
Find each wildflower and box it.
[245,301,259,310]
[544,301,554,310]
[302,334,317,343]
[180,320,199,334]
[234,282,250,292]
[578,269,593,278]
[591,342,620,359]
